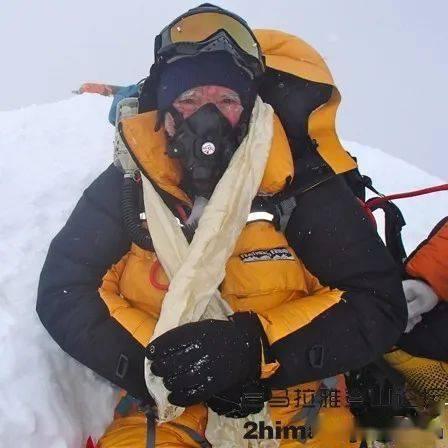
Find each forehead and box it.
[177,85,240,100]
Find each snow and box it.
[0,95,117,448]
[0,95,446,447]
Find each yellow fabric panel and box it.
[99,250,159,347]
[260,358,280,379]
[120,112,191,205]
[221,220,343,344]
[308,89,357,175]
[222,222,309,313]
[100,253,129,300]
[384,353,446,448]
[222,259,307,313]
[232,221,290,254]
[109,307,155,347]
[259,113,294,194]
[98,396,359,447]
[118,245,166,319]
[98,404,207,448]
[269,377,358,447]
[257,286,343,344]
[255,29,335,86]
[384,349,448,402]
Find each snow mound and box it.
[0,95,117,448]
[1,95,446,447]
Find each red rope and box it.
[366,183,448,209]
[358,199,377,228]
[149,259,169,291]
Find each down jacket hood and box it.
[120,29,356,203]
[255,29,357,175]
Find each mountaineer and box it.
[37,4,407,447]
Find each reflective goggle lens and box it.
[168,12,260,60]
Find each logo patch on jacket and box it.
[239,247,295,263]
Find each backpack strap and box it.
[169,423,212,448]
[142,404,211,448]
[289,376,339,443]
[365,198,407,268]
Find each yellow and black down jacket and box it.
[37,31,407,408]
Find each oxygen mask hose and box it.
[112,97,154,251]
[121,176,154,251]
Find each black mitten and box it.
[146,312,264,407]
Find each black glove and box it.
[345,359,418,429]
[146,312,264,407]
[206,379,271,418]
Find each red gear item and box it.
[406,217,448,301]
[76,83,123,96]
[86,436,96,448]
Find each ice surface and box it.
[0,95,446,447]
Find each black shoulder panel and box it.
[259,68,332,147]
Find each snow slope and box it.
[1,95,446,447]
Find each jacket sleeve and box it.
[264,175,407,388]
[36,164,151,402]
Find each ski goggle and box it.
[155,10,265,78]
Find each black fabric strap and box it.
[289,377,338,443]
[143,406,211,448]
[365,198,407,268]
[143,405,157,448]
[170,422,212,448]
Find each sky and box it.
[1,0,447,180]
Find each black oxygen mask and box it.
[165,103,242,198]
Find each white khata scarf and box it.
[143,96,279,447]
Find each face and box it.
[164,85,243,136]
